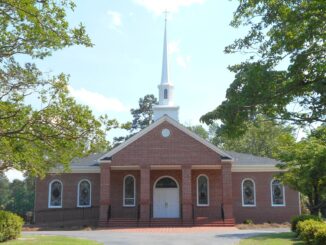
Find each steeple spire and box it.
[161,12,169,84]
[153,13,179,122]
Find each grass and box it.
[239,232,304,245]
[2,235,101,245]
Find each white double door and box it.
[153,188,180,218]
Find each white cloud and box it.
[107,10,122,30]
[168,40,180,55]
[134,0,205,15]
[69,86,128,113]
[176,55,191,68]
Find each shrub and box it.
[297,219,326,244]
[315,226,326,245]
[243,219,253,225]
[291,214,322,232]
[0,210,24,242]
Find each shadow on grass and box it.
[234,232,304,245]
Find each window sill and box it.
[48,206,62,209]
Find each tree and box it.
[113,94,158,146]
[201,0,326,137]
[277,125,326,216]
[210,117,295,158]
[6,176,35,218]
[187,125,209,140]
[0,1,110,176]
[130,94,158,132]
[0,173,11,209]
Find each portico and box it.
[98,140,234,227]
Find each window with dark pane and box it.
[79,180,91,207]
[197,175,208,205]
[272,180,284,205]
[50,181,62,207]
[243,180,255,205]
[164,89,168,99]
[124,176,135,206]
[155,177,177,188]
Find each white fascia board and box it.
[98,115,232,162]
[48,166,100,174]
[232,165,285,172]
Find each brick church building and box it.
[34,20,300,227]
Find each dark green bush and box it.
[0,210,24,242]
[291,214,322,232]
[243,219,253,225]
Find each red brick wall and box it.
[110,170,140,219]
[111,121,221,166]
[191,170,223,219]
[35,173,100,225]
[232,172,300,223]
[109,169,223,220]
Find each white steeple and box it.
[153,14,179,121]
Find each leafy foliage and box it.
[277,125,326,216]
[130,94,158,132]
[0,1,111,176]
[187,125,209,140]
[0,175,35,219]
[297,219,326,244]
[113,94,157,146]
[201,0,326,136]
[0,210,24,242]
[291,214,323,233]
[0,174,11,209]
[209,117,295,158]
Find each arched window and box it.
[48,180,62,208]
[197,175,209,206]
[164,89,168,99]
[271,179,285,206]
[77,179,91,207]
[242,179,256,207]
[123,175,136,207]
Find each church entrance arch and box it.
[153,176,180,218]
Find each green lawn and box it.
[240,232,304,245]
[2,235,101,245]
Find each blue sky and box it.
[7,0,250,181]
[35,0,248,128]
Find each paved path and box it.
[24,227,290,245]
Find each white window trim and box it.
[241,178,256,207]
[123,175,136,207]
[197,174,209,207]
[48,179,63,208]
[270,179,286,207]
[77,179,92,208]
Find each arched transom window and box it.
[78,180,91,207]
[155,177,177,188]
[271,179,285,206]
[48,180,62,208]
[123,175,136,207]
[164,89,168,99]
[242,179,256,206]
[197,175,209,206]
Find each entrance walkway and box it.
[24,227,290,245]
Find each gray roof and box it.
[69,151,280,168]
[70,153,104,167]
[225,151,280,166]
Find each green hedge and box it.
[291,214,323,232]
[297,219,326,245]
[0,210,24,242]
